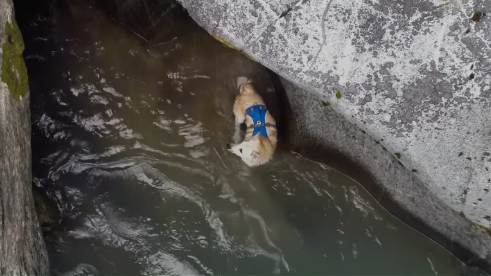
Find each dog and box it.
[226,77,278,167]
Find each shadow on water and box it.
[13,0,477,274]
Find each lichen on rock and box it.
[475,223,491,236]
[207,31,256,61]
[1,20,28,100]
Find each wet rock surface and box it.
[0,0,49,274]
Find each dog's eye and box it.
[239,149,243,153]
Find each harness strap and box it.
[246,123,277,130]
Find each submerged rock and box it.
[0,0,49,274]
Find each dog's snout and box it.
[226,143,231,150]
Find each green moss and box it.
[335,91,342,99]
[322,101,330,107]
[207,31,256,62]
[1,20,28,100]
[471,11,484,22]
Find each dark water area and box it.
[13,0,475,274]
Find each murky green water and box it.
[16,0,470,274]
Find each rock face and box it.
[0,0,49,274]
[177,0,491,231]
[275,75,491,272]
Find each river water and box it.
[15,0,472,274]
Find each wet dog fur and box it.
[226,77,278,167]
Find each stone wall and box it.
[0,0,49,274]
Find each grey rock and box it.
[0,0,49,274]
[177,0,491,230]
[275,74,491,272]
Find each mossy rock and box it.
[1,20,28,100]
[207,31,256,62]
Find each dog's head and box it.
[226,135,271,167]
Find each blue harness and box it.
[245,104,275,139]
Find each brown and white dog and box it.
[226,77,277,167]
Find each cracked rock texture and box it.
[178,0,491,228]
[0,0,49,274]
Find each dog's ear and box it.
[250,150,260,159]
